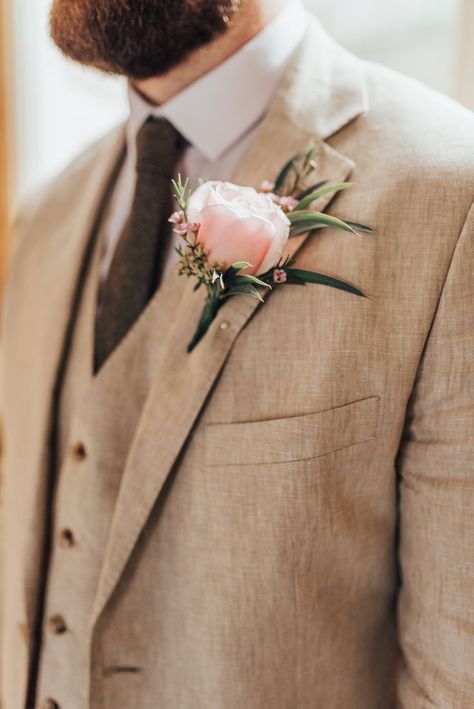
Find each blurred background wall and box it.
[0,0,473,225]
[0,1,8,286]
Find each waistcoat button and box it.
[41,698,60,709]
[70,441,87,461]
[59,528,75,548]
[48,614,67,635]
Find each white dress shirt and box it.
[99,0,309,282]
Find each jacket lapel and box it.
[91,18,368,626]
[20,127,126,637]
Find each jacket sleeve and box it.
[396,202,474,706]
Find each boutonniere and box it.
[169,144,373,352]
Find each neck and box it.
[133,0,287,105]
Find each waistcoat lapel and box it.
[91,18,369,627]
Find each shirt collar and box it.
[127,0,309,162]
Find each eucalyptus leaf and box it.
[289,210,358,236]
[223,282,265,301]
[236,274,272,290]
[229,261,253,271]
[282,272,307,286]
[289,224,326,236]
[224,262,253,286]
[288,268,366,297]
[297,181,327,200]
[193,280,202,292]
[293,182,353,212]
[253,273,274,286]
[344,221,375,234]
[274,153,299,192]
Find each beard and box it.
[50,0,240,80]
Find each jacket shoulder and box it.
[359,59,474,184]
[12,124,125,252]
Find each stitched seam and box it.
[206,433,377,468]
[409,200,474,393]
[204,394,380,429]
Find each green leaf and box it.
[344,221,375,234]
[193,280,203,292]
[223,282,265,302]
[287,268,366,297]
[297,181,327,200]
[289,210,358,236]
[224,262,253,285]
[229,261,253,271]
[171,174,191,212]
[289,224,325,236]
[282,272,307,286]
[187,296,222,352]
[253,273,274,286]
[293,182,353,212]
[236,274,272,290]
[274,153,299,192]
[223,263,250,287]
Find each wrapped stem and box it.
[187,296,223,352]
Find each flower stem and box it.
[187,296,223,352]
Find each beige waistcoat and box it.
[33,219,113,702]
[1,18,474,709]
[33,200,186,704]
[34,217,103,705]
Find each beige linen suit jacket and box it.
[1,19,474,709]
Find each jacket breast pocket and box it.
[204,395,380,467]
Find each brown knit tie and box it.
[94,117,186,373]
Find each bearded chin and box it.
[50,0,238,80]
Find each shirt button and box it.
[219,320,229,331]
[70,441,87,461]
[59,528,75,548]
[40,699,60,709]
[48,614,67,635]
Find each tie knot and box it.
[135,116,186,178]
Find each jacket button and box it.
[70,441,87,461]
[40,698,60,709]
[48,614,67,635]
[59,528,75,548]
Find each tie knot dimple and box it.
[135,116,186,177]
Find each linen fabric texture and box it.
[1,18,474,709]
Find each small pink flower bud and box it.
[260,180,275,193]
[187,221,201,234]
[173,223,189,236]
[273,268,287,284]
[277,196,299,213]
[169,210,185,225]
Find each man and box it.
[1,0,473,706]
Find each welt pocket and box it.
[204,395,380,466]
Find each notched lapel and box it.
[91,37,364,624]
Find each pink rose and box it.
[187,181,291,276]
